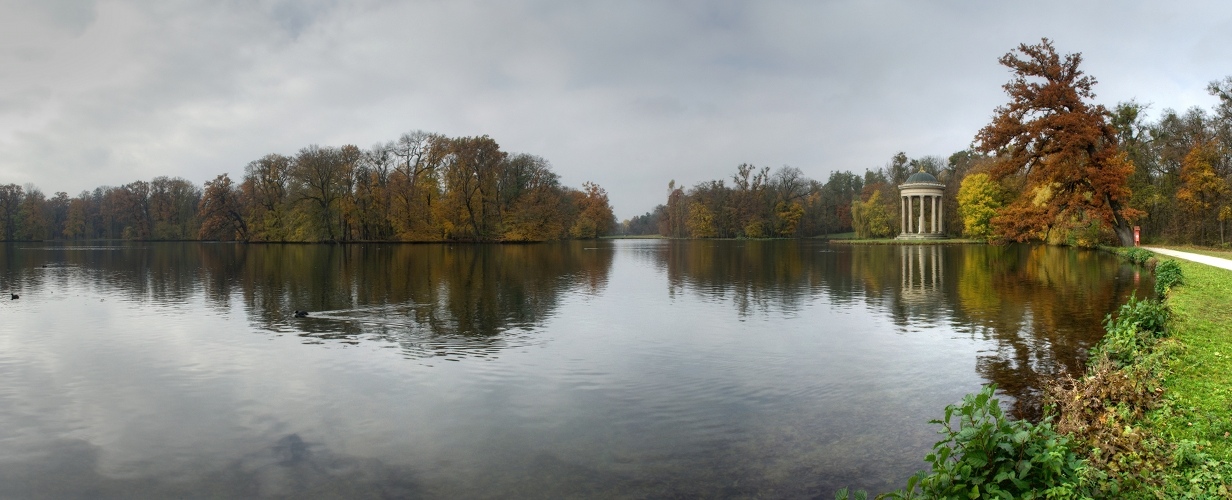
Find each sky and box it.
[1,0,1230,219]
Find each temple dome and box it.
[904,171,939,184]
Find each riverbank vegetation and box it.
[0,132,615,243]
[842,248,1232,498]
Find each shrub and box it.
[1122,247,1155,265]
[1154,260,1183,297]
[884,385,1091,499]
[1109,294,1170,338]
[1087,294,1169,369]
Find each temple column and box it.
[918,196,924,234]
[939,197,945,235]
[901,196,906,234]
[933,196,939,234]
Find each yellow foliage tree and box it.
[851,190,892,238]
[957,173,1005,241]
[1176,141,1230,243]
[686,201,718,238]
[775,201,805,237]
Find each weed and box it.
[1154,260,1183,297]
[884,385,1092,499]
[1122,247,1155,266]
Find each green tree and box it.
[957,173,1006,240]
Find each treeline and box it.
[0,131,616,243]
[628,41,1232,248]
[620,152,952,239]
[1117,87,1232,245]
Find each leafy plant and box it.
[1105,293,1170,339]
[886,385,1091,499]
[1121,247,1155,265]
[1154,259,1184,297]
[833,487,868,500]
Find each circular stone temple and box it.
[896,171,947,240]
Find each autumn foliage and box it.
[0,131,615,243]
[975,39,1140,246]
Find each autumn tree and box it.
[18,188,49,240]
[242,153,293,241]
[730,163,769,236]
[974,39,1139,246]
[850,190,892,238]
[438,136,505,240]
[686,201,718,238]
[499,154,567,241]
[957,173,1006,240]
[0,184,25,240]
[659,181,687,238]
[570,182,615,239]
[112,181,154,240]
[388,131,443,240]
[148,176,201,239]
[198,174,248,241]
[352,144,397,240]
[63,194,89,239]
[1176,141,1230,243]
[48,191,70,239]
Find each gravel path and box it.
[1142,247,1232,272]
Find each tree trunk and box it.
[1107,195,1135,247]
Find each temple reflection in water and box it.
[900,244,943,307]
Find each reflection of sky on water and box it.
[0,241,1151,497]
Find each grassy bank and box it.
[842,247,1232,498]
[1052,250,1232,496]
[828,238,984,245]
[1149,258,1232,462]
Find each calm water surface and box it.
[0,240,1151,498]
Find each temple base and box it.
[896,233,949,240]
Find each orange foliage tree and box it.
[1176,140,1230,242]
[570,182,615,239]
[974,39,1140,246]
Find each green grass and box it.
[1150,260,1232,458]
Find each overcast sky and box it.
[2,0,1230,218]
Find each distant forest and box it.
[623,41,1232,248]
[0,131,616,243]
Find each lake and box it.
[0,240,1151,498]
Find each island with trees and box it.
[0,132,616,243]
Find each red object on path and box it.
[1134,226,1141,246]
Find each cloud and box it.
[0,0,1230,216]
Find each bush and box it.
[1109,294,1170,338]
[1154,260,1183,297]
[1121,247,1155,265]
[884,385,1091,499]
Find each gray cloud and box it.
[0,0,1230,217]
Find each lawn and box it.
[1150,258,1232,459]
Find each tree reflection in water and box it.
[650,241,1151,420]
[2,242,614,361]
